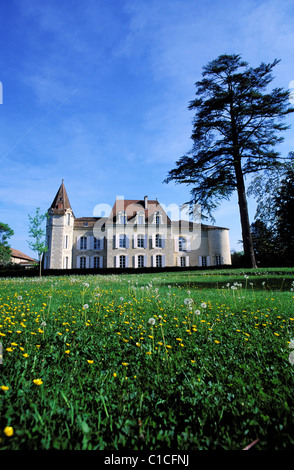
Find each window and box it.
[180,256,186,267]
[215,255,222,265]
[83,222,88,227]
[137,212,144,224]
[64,256,69,269]
[155,234,162,248]
[93,256,100,268]
[202,256,207,267]
[64,235,69,249]
[80,256,86,268]
[155,213,161,224]
[120,255,126,268]
[119,212,127,224]
[80,236,87,250]
[119,234,126,248]
[67,213,70,225]
[137,234,144,248]
[179,236,186,251]
[138,255,144,268]
[156,255,162,267]
[93,237,100,250]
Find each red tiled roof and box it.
[109,198,171,224]
[11,249,36,262]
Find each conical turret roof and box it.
[50,180,72,215]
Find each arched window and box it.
[93,256,100,268]
[80,256,86,268]
[138,255,144,268]
[156,255,162,267]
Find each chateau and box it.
[44,181,231,270]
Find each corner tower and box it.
[45,180,74,269]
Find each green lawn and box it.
[0,267,293,450]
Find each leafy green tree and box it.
[0,223,14,266]
[27,208,48,277]
[250,219,276,266]
[164,54,294,267]
[248,161,294,265]
[272,163,294,262]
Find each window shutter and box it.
[186,256,189,267]
[162,237,165,248]
[174,237,179,252]
[115,234,119,249]
[125,235,129,249]
[115,255,119,267]
[152,234,155,248]
[125,255,129,267]
[134,255,138,268]
[144,234,148,248]
[198,256,202,266]
[90,256,94,268]
[86,256,90,268]
[177,256,181,266]
[133,234,137,248]
[144,255,147,267]
[186,237,191,252]
[152,254,156,267]
[162,255,165,267]
[99,256,103,268]
[207,256,210,266]
[100,237,104,250]
[77,237,80,250]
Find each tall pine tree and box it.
[165,54,294,267]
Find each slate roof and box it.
[49,180,73,215]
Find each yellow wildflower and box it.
[1,386,9,391]
[4,426,14,437]
[33,379,43,386]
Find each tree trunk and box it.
[234,158,257,268]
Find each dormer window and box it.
[83,222,88,227]
[137,211,144,224]
[118,211,127,225]
[154,211,162,225]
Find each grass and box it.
[0,267,293,450]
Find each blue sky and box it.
[1,0,294,258]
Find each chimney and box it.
[144,195,148,209]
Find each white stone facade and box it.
[44,182,231,270]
